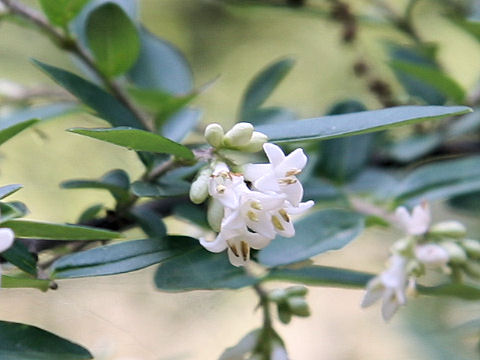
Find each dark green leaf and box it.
[0,119,38,146]
[129,207,167,238]
[258,210,364,267]
[39,0,89,27]
[264,266,374,288]
[2,242,37,276]
[78,204,104,223]
[86,3,140,77]
[385,133,443,163]
[68,127,194,159]
[173,203,209,229]
[51,236,196,279]
[155,247,258,291]
[33,60,143,129]
[448,191,480,214]
[240,57,294,118]
[131,180,190,198]
[2,276,50,291]
[418,283,480,300]
[0,184,22,200]
[61,169,130,203]
[243,107,295,126]
[128,28,193,94]
[0,201,28,222]
[2,220,120,240]
[0,320,92,360]
[390,60,465,103]
[256,106,471,143]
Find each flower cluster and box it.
[362,203,480,321]
[190,123,313,266]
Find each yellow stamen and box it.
[216,185,226,194]
[227,241,239,257]
[240,241,249,261]
[279,209,290,223]
[250,201,263,210]
[286,169,301,176]
[247,210,259,222]
[272,215,285,231]
[278,178,297,185]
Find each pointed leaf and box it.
[0,119,39,146]
[131,180,190,198]
[0,184,22,200]
[256,106,471,143]
[39,0,89,27]
[2,241,37,276]
[68,127,194,159]
[2,276,50,291]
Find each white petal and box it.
[247,233,273,250]
[276,148,307,175]
[415,244,449,267]
[286,200,314,215]
[0,228,14,253]
[200,234,227,253]
[228,246,248,267]
[243,163,272,182]
[254,172,280,193]
[280,180,303,206]
[361,277,383,307]
[381,290,400,321]
[263,143,285,167]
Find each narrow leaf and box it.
[0,184,22,200]
[68,127,194,159]
[0,119,39,146]
[2,276,50,291]
[2,242,37,276]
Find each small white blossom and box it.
[415,243,449,268]
[395,203,431,236]
[0,227,14,253]
[362,255,408,321]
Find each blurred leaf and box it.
[258,210,364,267]
[2,220,120,240]
[418,283,480,300]
[39,0,89,27]
[2,242,37,276]
[0,184,22,200]
[393,156,480,205]
[448,191,480,214]
[452,19,480,42]
[131,180,190,198]
[240,57,294,119]
[2,276,50,291]
[0,119,38,146]
[61,169,130,203]
[0,202,28,222]
[129,207,167,238]
[256,106,471,143]
[302,178,343,202]
[155,247,258,291]
[77,204,104,223]
[51,237,196,279]
[86,3,140,77]
[68,127,194,159]
[173,203,209,229]
[1,103,78,123]
[243,107,295,126]
[264,266,373,288]
[390,60,465,103]
[445,109,480,138]
[385,133,444,163]
[128,28,193,94]
[33,60,144,129]
[0,320,93,359]
[161,108,202,143]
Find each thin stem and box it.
[0,0,154,131]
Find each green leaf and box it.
[264,266,374,288]
[390,60,465,103]
[240,57,294,118]
[417,283,480,300]
[256,106,471,143]
[1,220,120,240]
[0,119,39,146]
[61,169,130,203]
[0,184,22,200]
[131,180,190,198]
[2,242,37,276]
[77,204,104,223]
[39,0,89,27]
[243,107,295,126]
[384,133,443,163]
[173,203,209,229]
[258,210,364,267]
[161,108,201,143]
[51,236,196,279]
[2,276,50,291]
[155,247,258,291]
[452,19,480,43]
[1,103,78,124]
[33,60,144,129]
[129,207,167,238]
[0,201,28,222]
[68,127,194,159]
[0,320,92,360]
[128,28,193,94]
[86,3,140,77]
[448,191,480,214]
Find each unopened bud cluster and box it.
[190,122,314,266]
[362,203,480,321]
[269,286,310,324]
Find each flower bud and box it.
[207,198,224,232]
[463,262,480,279]
[461,238,480,259]
[236,131,268,152]
[285,285,308,297]
[223,122,254,147]
[268,288,287,302]
[286,296,310,317]
[440,241,467,264]
[277,302,292,324]
[204,123,224,148]
[415,243,449,268]
[430,221,466,239]
[189,166,212,204]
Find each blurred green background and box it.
[0,0,479,359]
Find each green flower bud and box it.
[189,166,212,204]
[391,236,414,256]
[205,123,224,148]
[236,131,268,153]
[430,221,466,239]
[207,197,224,232]
[223,122,254,147]
[461,239,480,259]
[440,241,467,264]
[286,296,310,317]
[268,288,287,302]
[285,285,308,297]
[277,302,292,324]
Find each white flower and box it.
[361,255,408,321]
[244,143,307,206]
[395,203,431,236]
[0,228,14,253]
[415,243,449,268]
